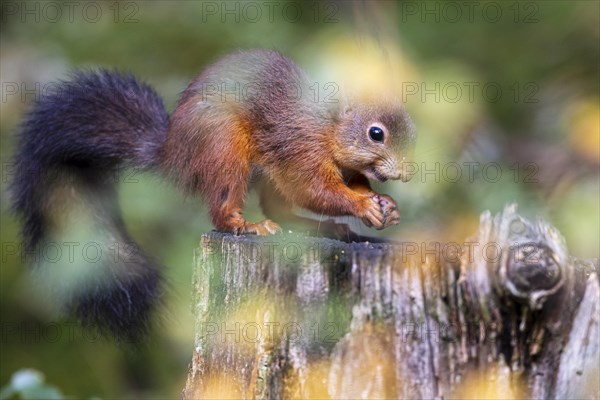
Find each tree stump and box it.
[182,204,599,399]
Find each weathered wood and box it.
[182,204,599,399]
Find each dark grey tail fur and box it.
[10,70,169,342]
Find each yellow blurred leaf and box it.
[567,99,600,165]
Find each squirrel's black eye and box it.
[368,126,384,143]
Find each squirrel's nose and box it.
[395,161,415,182]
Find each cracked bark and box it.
[183,204,599,399]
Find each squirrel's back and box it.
[163,49,337,192]
[178,49,332,130]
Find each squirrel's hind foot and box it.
[214,210,280,236]
[243,219,281,235]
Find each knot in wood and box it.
[507,243,562,292]
[504,242,564,309]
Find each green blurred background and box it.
[1,0,598,398]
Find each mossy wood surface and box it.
[183,205,599,399]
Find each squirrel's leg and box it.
[257,179,359,238]
[298,171,401,230]
[208,172,280,235]
[346,174,400,228]
[273,168,387,230]
[257,178,309,226]
[207,165,280,236]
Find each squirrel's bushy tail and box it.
[10,70,169,342]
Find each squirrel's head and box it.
[335,99,416,182]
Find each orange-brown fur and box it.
[160,49,416,235]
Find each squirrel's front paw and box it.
[244,219,281,235]
[360,195,385,230]
[377,194,400,228]
[360,194,399,230]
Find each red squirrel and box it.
[11,49,416,339]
